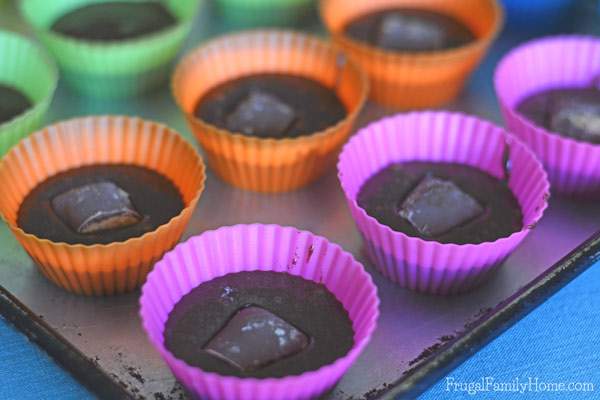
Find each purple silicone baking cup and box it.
[338,111,550,295]
[494,35,600,196]
[139,224,379,400]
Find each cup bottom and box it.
[369,76,466,109]
[34,256,151,296]
[62,63,172,98]
[363,239,504,295]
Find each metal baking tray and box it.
[2,2,600,399]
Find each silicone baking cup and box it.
[320,0,503,109]
[140,224,379,400]
[495,35,600,196]
[216,0,314,27]
[0,116,206,296]
[20,0,199,98]
[0,30,57,157]
[338,111,550,295]
[172,30,368,193]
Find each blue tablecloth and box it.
[1,260,599,400]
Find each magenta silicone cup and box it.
[495,35,600,196]
[338,111,550,295]
[139,224,379,400]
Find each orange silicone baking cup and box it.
[0,116,206,296]
[172,30,369,193]
[320,0,503,109]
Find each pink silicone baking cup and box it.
[494,35,600,196]
[139,224,379,400]
[338,111,550,295]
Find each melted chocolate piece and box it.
[358,162,523,244]
[51,181,142,234]
[344,8,475,52]
[204,305,309,372]
[225,91,297,137]
[0,84,32,124]
[377,13,445,50]
[517,87,600,143]
[18,165,183,245]
[51,1,176,41]
[164,271,354,378]
[399,175,484,237]
[195,73,347,139]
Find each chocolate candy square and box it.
[51,181,142,234]
[225,91,297,137]
[377,14,444,51]
[204,305,309,372]
[550,102,600,141]
[399,176,483,237]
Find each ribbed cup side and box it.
[20,0,198,97]
[172,30,369,192]
[0,30,57,155]
[338,111,550,294]
[0,116,206,295]
[140,224,379,400]
[320,0,503,108]
[495,35,600,196]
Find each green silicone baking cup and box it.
[0,30,57,157]
[216,0,314,27]
[20,0,200,98]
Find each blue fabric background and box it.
[1,261,598,399]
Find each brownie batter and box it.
[0,84,31,124]
[51,1,177,41]
[194,73,347,139]
[357,162,523,244]
[344,8,475,52]
[164,271,354,378]
[18,164,184,245]
[517,87,600,144]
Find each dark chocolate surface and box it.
[0,84,31,124]
[17,165,184,245]
[51,1,177,41]
[194,73,347,139]
[164,271,354,378]
[343,8,475,52]
[517,87,600,144]
[357,162,523,244]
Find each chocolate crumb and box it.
[361,383,393,400]
[126,366,145,384]
[464,307,493,330]
[502,142,512,182]
[408,342,444,367]
[439,334,455,342]
[307,245,315,263]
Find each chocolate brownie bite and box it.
[194,73,347,139]
[0,84,32,124]
[517,87,600,144]
[50,1,177,41]
[357,162,523,244]
[164,271,354,378]
[343,8,475,52]
[17,164,184,245]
